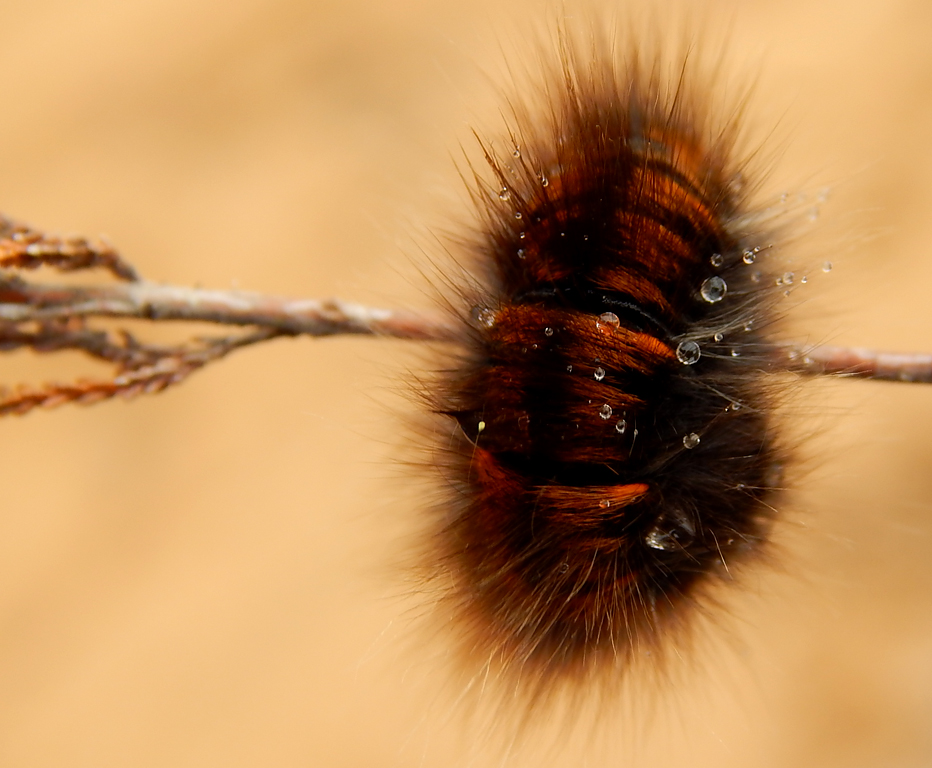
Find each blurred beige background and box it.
[0,0,930,766]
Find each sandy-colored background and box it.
[0,0,930,766]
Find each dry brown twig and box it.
[0,214,930,418]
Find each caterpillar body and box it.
[422,29,790,707]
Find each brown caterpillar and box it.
[418,24,796,719]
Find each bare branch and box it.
[0,328,281,417]
[0,274,454,340]
[0,214,139,281]
[0,213,930,419]
[0,211,458,417]
[779,344,932,384]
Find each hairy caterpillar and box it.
[409,10,932,760]
[0,4,929,768]
[421,26,790,708]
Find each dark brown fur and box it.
[424,31,788,709]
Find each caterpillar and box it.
[418,22,797,723]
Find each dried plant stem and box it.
[0,326,280,417]
[780,344,932,384]
[0,277,454,341]
[0,213,929,418]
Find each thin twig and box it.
[0,214,930,419]
[0,215,139,281]
[0,211,457,416]
[780,344,932,384]
[0,274,454,340]
[0,328,281,417]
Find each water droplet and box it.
[514,212,523,220]
[729,401,741,411]
[519,231,526,240]
[731,349,740,357]
[783,272,795,286]
[512,148,521,158]
[544,327,554,337]
[477,421,486,433]
[593,367,606,381]
[566,364,573,373]
[822,261,833,273]
[743,320,753,331]
[517,248,526,259]
[498,187,510,201]
[676,340,701,365]
[472,306,496,328]
[801,275,808,284]
[596,312,620,335]
[700,276,727,303]
[540,176,549,187]
[713,332,724,342]
[750,270,762,283]
[644,510,695,551]
[599,499,611,509]
[599,404,613,420]
[710,253,724,267]
[615,419,627,434]
[682,432,701,449]
[559,562,569,573]
[598,311,620,328]
[742,249,756,265]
